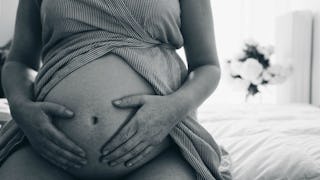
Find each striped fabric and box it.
[0,0,231,179]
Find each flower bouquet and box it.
[226,39,292,101]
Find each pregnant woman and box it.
[0,0,230,179]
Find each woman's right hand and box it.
[10,100,88,170]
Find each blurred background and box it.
[183,0,320,109]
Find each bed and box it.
[1,98,320,179]
[199,103,320,180]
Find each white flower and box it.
[243,38,258,46]
[252,75,263,85]
[229,59,243,76]
[239,58,264,83]
[235,51,246,60]
[266,64,291,84]
[231,78,251,92]
[269,54,276,63]
[262,71,272,81]
[257,84,267,92]
[257,45,274,59]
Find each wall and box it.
[275,11,313,104]
[204,0,320,106]
[289,0,320,105]
[0,0,18,45]
[199,0,292,106]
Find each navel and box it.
[91,116,99,125]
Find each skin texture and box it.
[41,53,173,179]
[0,140,195,180]
[0,0,220,179]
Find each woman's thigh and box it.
[0,143,76,180]
[124,145,196,180]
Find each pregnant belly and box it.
[43,53,173,179]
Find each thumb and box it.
[41,102,74,118]
[112,94,147,108]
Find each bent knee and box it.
[125,146,196,180]
[0,145,75,180]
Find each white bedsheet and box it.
[0,99,12,126]
[198,103,320,180]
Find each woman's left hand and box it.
[100,94,187,167]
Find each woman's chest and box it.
[40,0,181,33]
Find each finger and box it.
[112,94,147,108]
[100,134,142,164]
[41,102,74,118]
[106,142,149,167]
[40,151,68,170]
[43,124,86,158]
[125,146,154,167]
[44,138,87,168]
[101,121,137,155]
[0,121,20,149]
[42,146,82,170]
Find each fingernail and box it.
[126,162,133,167]
[79,153,86,158]
[100,156,108,163]
[113,100,121,105]
[79,150,86,157]
[74,164,82,169]
[103,150,109,156]
[66,109,74,116]
[109,161,117,167]
[80,160,87,165]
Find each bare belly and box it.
[43,53,173,179]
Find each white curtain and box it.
[275,11,313,104]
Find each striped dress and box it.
[0,0,231,179]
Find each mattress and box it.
[0,99,12,126]
[198,103,320,180]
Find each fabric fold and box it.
[0,0,231,179]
